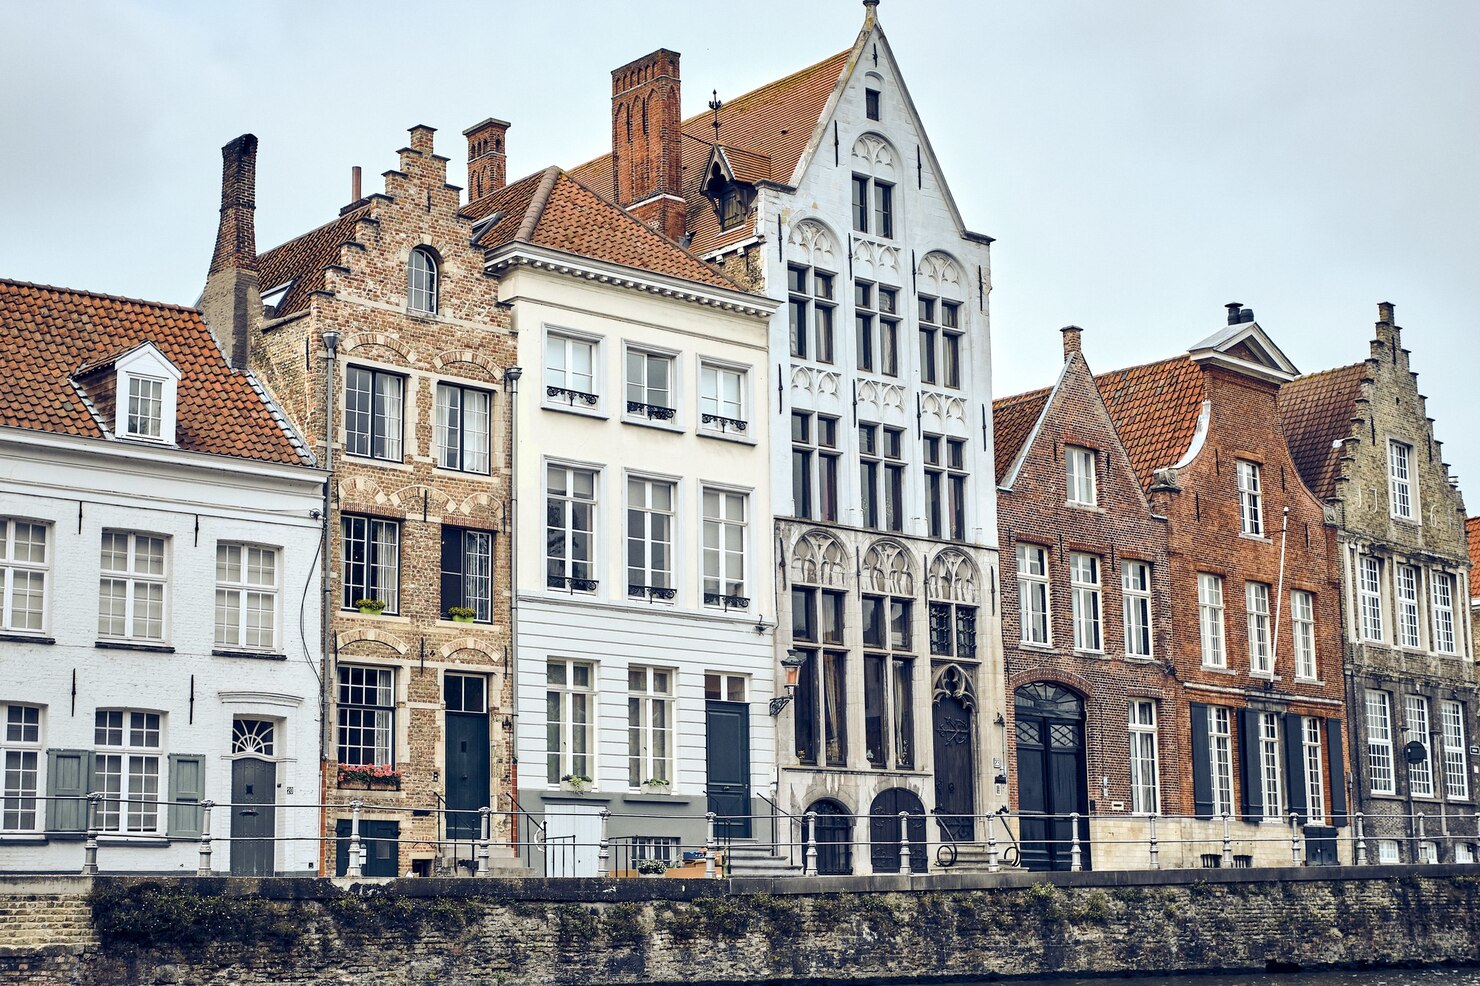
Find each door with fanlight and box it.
[1013,683,1090,871]
[230,718,278,877]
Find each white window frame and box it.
[1291,589,1317,680]
[1376,839,1400,863]
[1236,460,1264,536]
[1432,572,1457,655]
[1388,439,1416,520]
[699,361,749,438]
[624,347,678,426]
[546,463,599,592]
[336,665,393,766]
[544,330,600,412]
[407,246,438,314]
[1065,446,1097,507]
[1128,700,1159,815]
[1359,555,1384,642]
[1441,699,1469,801]
[343,365,405,462]
[1017,544,1050,646]
[98,531,168,643]
[1208,706,1234,817]
[1,703,41,833]
[1246,581,1272,676]
[1405,694,1435,798]
[626,476,676,599]
[627,666,675,788]
[93,709,162,834]
[1069,552,1103,652]
[214,543,278,652]
[547,658,596,785]
[701,487,749,608]
[1122,560,1153,658]
[1418,840,1439,864]
[1303,716,1326,823]
[434,382,492,475]
[1259,712,1283,822]
[0,518,49,635]
[1198,573,1226,668]
[124,374,165,441]
[1396,564,1422,650]
[341,515,400,613]
[1366,689,1395,795]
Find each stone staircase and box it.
[0,881,98,950]
[722,841,805,878]
[435,847,536,878]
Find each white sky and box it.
[2,0,1477,501]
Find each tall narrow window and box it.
[1017,544,1050,645]
[215,543,277,651]
[440,526,493,622]
[1236,460,1263,536]
[341,515,400,612]
[1259,712,1283,821]
[1441,700,1469,800]
[1388,440,1415,519]
[865,87,881,120]
[1432,572,1456,654]
[1198,573,1226,668]
[792,585,847,767]
[854,284,901,376]
[1070,553,1102,652]
[1208,706,1234,817]
[1291,589,1317,680]
[345,366,404,461]
[918,296,939,385]
[1359,556,1384,641]
[125,376,164,440]
[625,350,675,420]
[787,265,835,363]
[1396,564,1422,649]
[627,666,674,787]
[852,174,893,237]
[1366,689,1395,795]
[93,710,161,833]
[545,334,597,405]
[1302,716,1326,823]
[1246,581,1272,676]
[863,593,915,770]
[1123,561,1153,657]
[1066,446,1097,506]
[626,478,674,600]
[546,465,597,591]
[337,666,393,765]
[792,412,840,522]
[0,518,48,634]
[435,383,491,474]
[1128,700,1159,815]
[407,247,438,313]
[1,704,41,833]
[1406,695,1434,798]
[702,488,748,607]
[924,435,967,540]
[940,302,962,388]
[700,363,748,433]
[98,531,167,642]
[859,424,904,532]
[547,659,595,784]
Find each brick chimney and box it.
[1061,325,1083,359]
[611,49,686,242]
[201,134,261,371]
[464,117,511,203]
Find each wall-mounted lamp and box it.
[752,615,773,636]
[768,649,808,717]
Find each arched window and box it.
[928,550,979,660]
[791,530,848,768]
[408,247,438,314]
[805,799,854,875]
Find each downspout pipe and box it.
[504,363,523,844]
[320,329,340,858]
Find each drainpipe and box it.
[320,331,340,823]
[503,363,523,844]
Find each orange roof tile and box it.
[991,387,1050,483]
[257,204,370,318]
[1467,517,1480,578]
[1092,356,1208,489]
[0,279,310,465]
[1278,363,1367,501]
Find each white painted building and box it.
[0,279,324,875]
[462,167,778,874]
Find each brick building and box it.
[237,128,519,876]
[992,327,1178,870]
[566,0,1004,876]
[1281,303,1475,863]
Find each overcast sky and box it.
[3,1,1477,499]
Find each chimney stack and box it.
[1061,325,1083,359]
[1377,301,1396,325]
[611,49,686,242]
[464,117,511,203]
[201,134,261,371]
[351,166,362,203]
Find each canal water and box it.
[926,970,1480,986]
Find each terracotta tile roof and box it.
[991,387,1050,483]
[1468,517,1480,580]
[0,279,310,465]
[466,167,746,292]
[1278,363,1367,501]
[1092,356,1208,489]
[567,50,851,255]
[257,204,370,318]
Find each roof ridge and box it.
[516,166,563,243]
[0,278,198,315]
[992,384,1052,408]
[258,204,371,267]
[1289,361,1367,383]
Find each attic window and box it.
[703,162,752,232]
[865,88,881,121]
[260,283,290,315]
[126,376,165,440]
[105,343,181,446]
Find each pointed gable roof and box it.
[992,386,1051,483]
[1278,363,1367,502]
[256,204,371,319]
[1093,356,1209,489]
[1188,319,1300,384]
[1467,517,1480,586]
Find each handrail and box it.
[931,807,960,868]
[757,793,805,868]
[500,790,549,871]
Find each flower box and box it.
[337,763,401,790]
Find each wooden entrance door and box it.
[1014,682,1090,871]
[229,757,276,876]
[932,665,977,843]
[868,788,928,873]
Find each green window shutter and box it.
[45,749,92,833]
[1189,703,1213,819]
[167,754,207,838]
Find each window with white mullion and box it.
[1258,712,1283,821]
[1128,700,1159,815]
[625,350,675,418]
[1070,553,1103,652]
[1441,700,1469,800]
[125,375,164,440]
[1,703,41,833]
[700,364,748,432]
[1396,564,1422,649]
[1358,556,1384,641]
[93,710,161,834]
[1291,589,1317,680]
[1122,561,1153,658]
[1388,440,1415,519]
[546,465,597,591]
[1303,716,1326,823]
[1208,706,1235,817]
[1017,544,1050,645]
[1065,446,1097,506]
[435,383,492,474]
[547,659,595,784]
[0,518,48,634]
[627,666,674,787]
[1366,690,1395,795]
[1246,582,1272,675]
[702,488,748,607]
[1236,460,1263,536]
[1431,573,1456,655]
[545,334,597,405]
[98,531,167,642]
[626,477,674,598]
[214,543,277,651]
[1198,573,1226,668]
[1405,695,1435,797]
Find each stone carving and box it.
[792,530,848,587]
[787,219,839,269]
[929,550,980,604]
[862,540,914,595]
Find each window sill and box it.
[213,648,287,661]
[1125,654,1158,664]
[1064,501,1102,513]
[0,632,54,645]
[1293,676,1323,686]
[96,640,174,654]
[1018,641,1056,652]
[1073,649,1108,658]
[433,466,496,481]
[0,834,47,844]
[1389,514,1422,527]
[339,611,411,624]
[698,428,757,447]
[432,619,501,631]
[97,835,169,845]
[1200,664,1236,675]
[1238,533,1272,544]
[342,452,412,471]
[541,400,607,421]
[622,414,685,434]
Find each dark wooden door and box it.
[445,710,489,841]
[932,692,976,842]
[1014,683,1089,871]
[807,800,854,875]
[229,758,276,876]
[869,788,928,873]
[706,701,751,837]
[335,818,400,877]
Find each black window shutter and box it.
[1190,703,1213,819]
[440,525,464,618]
[1326,718,1348,828]
[1237,708,1263,822]
[1282,713,1308,826]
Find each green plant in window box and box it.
[355,598,386,616]
[560,774,592,793]
[448,606,477,624]
[635,858,669,876]
[641,777,671,795]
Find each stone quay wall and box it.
[4,867,1480,985]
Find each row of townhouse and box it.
[0,1,1473,878]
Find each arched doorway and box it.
[1014,683,1090,871]
[869,788,928,873]
[805,799,854,875]
[229,717,278,876]
[932,665,977,843]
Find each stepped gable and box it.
[569,50,851,255]
[1277,362,1367,501]
[256,204,371,319]
[466,167,746,291]
[0,278,308,464]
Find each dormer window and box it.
[102,343,180,445]
[408,247,438,314]
[702,162,753,232]
[126,376,164,440]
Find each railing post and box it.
[1221,812,1233,867]
[705,812,717,879]
[1148,813,1160,870]
[1354,810,1367,865]
[347,799,364,879]
[1290,812,1301,866]
[986,811,1001,873]
[81,792,103,876]
[598,807,612,878]
[1069,812,1082,872]
[804,811,818,876]
[898,812,911,872]
[1415,812,1426,862]
[197,800,215,876]
[476,806,491,877]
